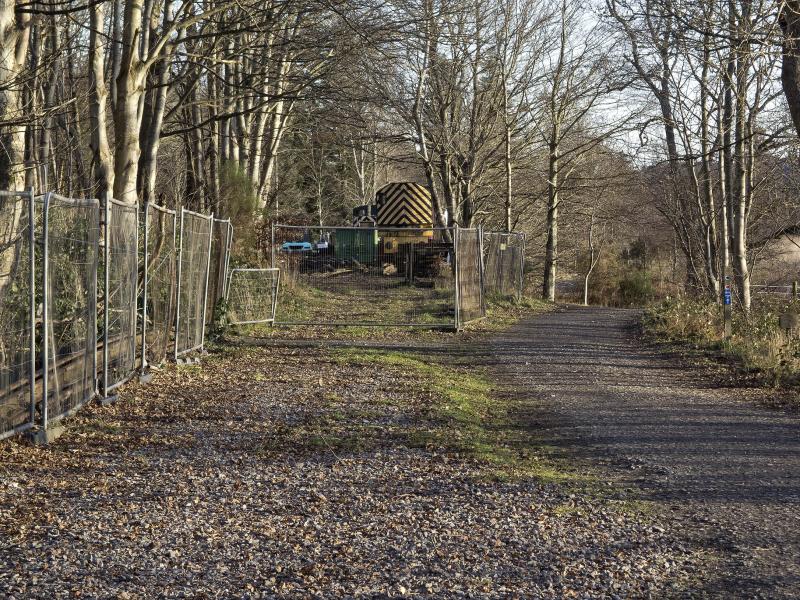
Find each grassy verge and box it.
[644,296,800,388]
[332,347,587,484]
[229,294,553,342]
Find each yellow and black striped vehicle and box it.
[367,182,436,253]
[350,182,450,276]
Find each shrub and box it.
[617,270,654,307]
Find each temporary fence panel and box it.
[40,193,100,426]
[751,284,794,298]
[273,225,456,327]
[227,268,280,325]
[455,227,485,327]
[0,191,35,440]
[175,209,213,359]
[483,231,525,300]
[206,218,233,323]
[141,203,177,368]
[102,199,138,397]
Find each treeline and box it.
[2,0,800,306]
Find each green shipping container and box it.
[335,229,379,265]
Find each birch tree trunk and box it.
[543,136,559,302]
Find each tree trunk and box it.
[543,139,559,302]
[0,1,30,190]
[780,1,800,138]
[113,0,145,204]
[89,1,115,200]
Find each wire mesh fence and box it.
[207,218,233,323]
[102,199,138,397]
[227,268,280,325]
[141,203,177,368]
[455,227,485,326]
[0,188,236,442]
[0,191,35,440]
[483,231,525,301]
[751,284,795,299]
[175,209,213,359]
[40,193,100,425]
[272,225,456,327]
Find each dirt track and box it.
[471,305,800,598]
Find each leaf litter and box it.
[0,343,702,598]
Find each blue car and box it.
[281,241,313,253]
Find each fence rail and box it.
[751,284,796,298]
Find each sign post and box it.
[723,276,732,339]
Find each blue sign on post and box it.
[724,286,732,306]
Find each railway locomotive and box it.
[348,182,451,278]
[279,182,452,281]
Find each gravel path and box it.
[470,305,800,598]
[0,340,701,598]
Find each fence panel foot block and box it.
[26,425,66,446]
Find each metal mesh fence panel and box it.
[102,199,138,395]
[273,225,456,327]
[483,232,525,300]
[227,268,280,325]
[455,227,485,326]
[751,284,793,299]
[175,209,213,358]
[40,193,100,425]
[0,191,35,440]
[142,203,177,367]
[206,218,233,323]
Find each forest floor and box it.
[0,305,796,597]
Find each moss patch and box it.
[332,347,587,484]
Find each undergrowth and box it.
[644,296,800,388]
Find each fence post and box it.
[200,213,215,353]
[40,192,51,430]
[477,225,486,317]
[174,208,184,361]
[27,189,36,426]
[519,233,526,302]
[793,281,798,301]
[102,196,113,403]
[453,225,460,330]
[141,201,150,375]
[271,221,276,269]
[224,221,233,298]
